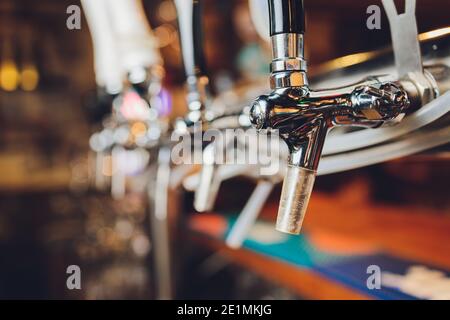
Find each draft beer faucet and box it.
[174,0,213,126]
[250,0,417,234]
[83,0,167,197]
[174,0,254,212]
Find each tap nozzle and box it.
[276,165,315,234]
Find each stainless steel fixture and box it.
[174,0,255,213]
[250,0,440,234]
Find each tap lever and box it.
[382,0,422,77]
[174,0,211,123]
[174,0,207,79]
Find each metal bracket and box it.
[382,0,423,77]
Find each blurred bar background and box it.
[0,0,448,299]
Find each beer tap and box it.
[82,0,124,191]
[83,0,176,299]
[173,1,290,247]
[249,0,433,234]
[83,0,168,197]
[175,0,285,220]
[174,0,252,212]
[174,0,212,127]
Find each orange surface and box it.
[299,182,450,269]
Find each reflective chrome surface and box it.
[276,165,315,234]
[270,34,307,89]
[251,79,410,169]
[251,17,418,234]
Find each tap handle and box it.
[108,0,162,74]
[268,0,305,36]
[81,0,123,93]
[174,0,207,79]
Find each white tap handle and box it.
[174,0,196,77]
[81,0,124,93]
[108,0,162,73]
[249,0,270,42]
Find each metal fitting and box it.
[270,34,308,89]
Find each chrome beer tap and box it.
[174,0,213,127]
[172,0,280,247]
[84,0,176,299]
[174,0,213,212]
[174,0,253,212]
[83,0,169,199]
[174,1,289,247]
[250,0,417,234]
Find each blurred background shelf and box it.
[189,231,371,299]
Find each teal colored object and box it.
[223,216,348,269]
[236,43,270,78]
